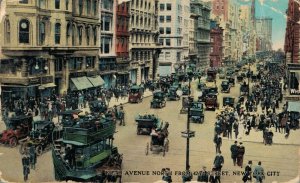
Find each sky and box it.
[237,0,289,50]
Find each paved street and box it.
[0,75,299,183]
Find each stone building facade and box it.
[129,0,161,84]
[255,17,273,51]
[157,0,190,75]
[0,0,100,101]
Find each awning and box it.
[87,76,105,87]
[70,77,93,91]
[38,83,56,90]
[287,101,300,112]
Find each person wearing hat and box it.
[213,151,224,172]
[253,161,265,183]
[213,134,222,154]
[242,160,252,182]
[237,142,245,168]
[230,141,239,166]
[197,166,209,182]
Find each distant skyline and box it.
[238,0,288,50]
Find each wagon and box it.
[19,120,60,156]
[135,115,161,135]
[128,85,143,103]
[146,122,169,156]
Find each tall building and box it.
[191,0,211,69]
[210,20,223,68]
[100,0,117,88]
[157,0,190,75]
[116,0,130,86]
[128,0,161,84]
[0,0,100,101]
[255,17,272,51]
[284,0,300,100]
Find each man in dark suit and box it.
[243,160,252,182]
[209,170,220,183]
[213,151,224,171]
[237,142,245,168]
[230,141,239,166]
[197,166,209,182]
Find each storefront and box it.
[130,69,137,84]
[158,62,172,77]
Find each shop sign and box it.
[290,89,300,95]
[28,78,40,85]
[70,72,86,77]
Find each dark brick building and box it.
[210,20,224,68]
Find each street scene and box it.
[0,0,300,183]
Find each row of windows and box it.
[132,51,152,61]
[159,16,171,23]
[130,15,152,29]
[3,18,98,46]
[159,27,171,34]
[160,3,172,11]
[131,0,152,11]
[159,38,171,46]
[54,56,95,72]
[131,34,151,43]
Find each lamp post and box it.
[181,68,195,181]
[35,57,48,101]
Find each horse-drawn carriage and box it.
[0,115,33,147]
[19,120,60,155]
[150,90,166,108]
[146,122,169,156]
[135,114,161,135]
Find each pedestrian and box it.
[242,160,252,183]
[209,169,220,183]
[237,142,245,168]
[197,166,209,182]
[213,151,224,171]
[162,168,172,183]
[214,134,222,154]
[23,162,30,181]
[230,141,239,166]
[253,161,265,183]
[29,144,37,170]
[182,165,193,183]
[233,120,239,139]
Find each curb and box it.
[222,137,300,146]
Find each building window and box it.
[39,22,46,45]
[55,23,61,44]
[93,0,97,15]
[166,39,170,46]
[39,0,46,8]
[19,19,30,44]
[102,0,112,10]
[4,19,10,44]
[166,27,171,34]
[55,58,63,72]
[166,3,171,10]
[166,16,171,22]
[79,0,83,15]
[86,27,90,45]
[86,57,95,69]
[87,0,91,15]
[78,26,83,45]
[19,0,28,4]
[65,0,69,10]
[93,27,97,45]
[55,0,60,9]
[102,16,112,31]
[165,52,170,61]
[69,57,83,70]
[159,27,164,34]
[176,52,181,62]
[160,4,164,11]
[66,23,71,43]
[101,37,111,54]
[72,25,76,45]
[159,38,163,45]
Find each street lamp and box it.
[181,68,195,181]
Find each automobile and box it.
[198,87,209,102]
[237,75,244,83]
[135,114,162,135]
[150,90,166,108]
[166,86,180,101]
[207,68,217,82]
[205,93,219,110]
[181,85,190,95]
[228,77,235,87]
[219,72,225,79]
[0,115,33,147]
[128,85,143,103]
[190,102,205,123]
[197,82,206,90]
[206,83,218,95]
[221,80,230,93]
[19,120,59,155]
[223,97,235,107]
[88,100,108,114]
[240,83,249,96]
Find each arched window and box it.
[79,0,83,15]
[55,23,61,44]
[78,26,83,45]
[19,19,30,43]
[4,19,10,44]
[66,22,71,42]
[136,16,139,27]
[86,26,90,45]
[72,24,76,46]
[55,0,60,9]
[39,21,46,45]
